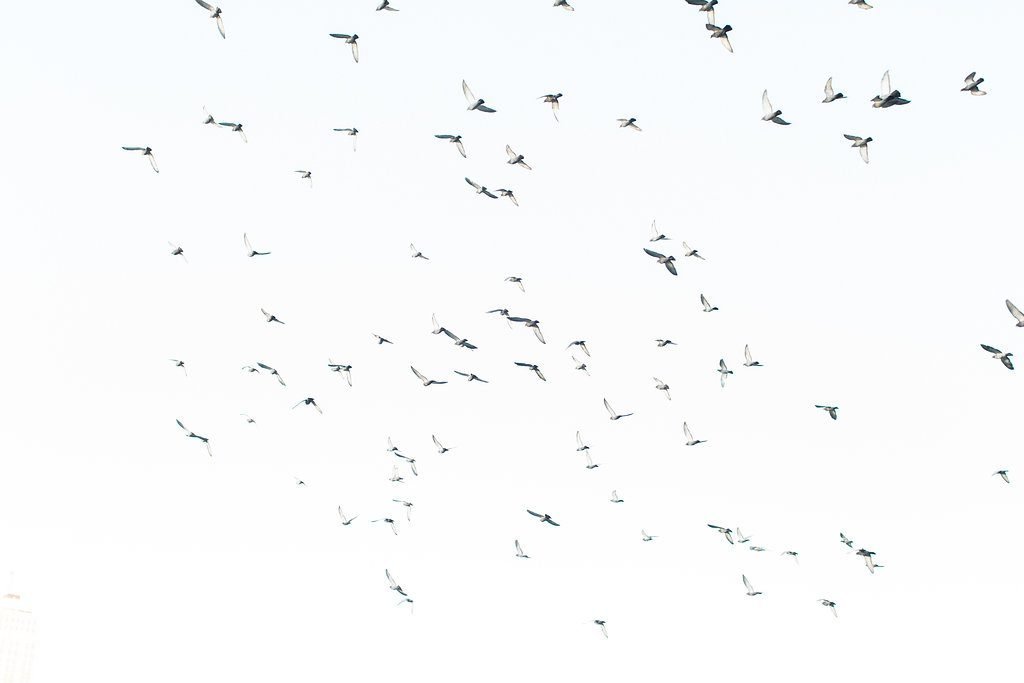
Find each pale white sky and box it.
[1,1,1022,681]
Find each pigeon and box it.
[962,72,987,96]
[993,470,1010,484]
[260,308,285,325]
[454,370,489,383]
[782,550,800,562]
[840,532,854,548]
[571,356,589,375]
[194,0,225,38]
[294,478,307,487]
[643,248,677,276]
[849,0,872,7]
[593,620,608,638]
[392,498,414,522]
[432,435,451,454]
[701,294,718,312]
[685,0,718,23]
[218,121,247,142]
[495,188,519,206]
[566,340,590,357]
[539,93,562,121]
[583,452,599,469]
[514,362,546,382]
[505,276,525,292]
[743,345,762,367]
[465,177,498,198]
[201,107,216,125]
[603,398,633,420]
[980,344,1014,370]
[337,506,358,525]
[761,90,790,125]
[641,530,657,542]
[610,491,624,503]
[385,569,407,596]
[409,243,429,260]
[515,540,529,558]
[683,422,706,446]
[441,327,478,350]
[389,466,405,484]
[169,359,187,375]
[294,170,313,187]
[463,80,496,112]
[872,71,910,108]
[376,0,399,11]
[653,377,671,400]
[240,413,255,424]
[411,366,448,386]
[508,317,546,344]
[742,575,762,597]
[649,220,669,242]
[256,362,286,386]
[373,518,399,535]
[844,134,872,163]
[749,546,768,553]
[292,397,322,414]
[717,359,733,387]
[435,134,466,158]
[736,528,751,544]
[329,34,360,63]
[576,431,590,452]
[823,77,845,103]
[857,548,877,574]
[655,339,677,347]
[1006,300,1024,327]
[616,117,642,131]
[122,146,159,173]
[815,405,839,420]
[527,509,560,526]
[819,599,838,618]
[373,334,394,345]
[176,419,212,456]
[708,524,734,544]
[705,23,733,53]
[680,242,705,260]
[333,128,359,151]
[506,145,532,170]
[243,233,270,257]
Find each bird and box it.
[333,128,359,151]
[169,359,187,375]
[373,334,394,345]
[465,177,498,198]
[554,0,575,9]
[815,405,839,420]
[294,477,307,487]
[735,528,751,544]
[685,0,718,23]
[508,316,545,344]
[256,362,286,386]
[243,233,270,257]
[515,540,530,558]
[294,170,313,187]
[462,80,496,112]
[240,413,255,424]
[453,370,488,383]
[761,90,790,125]
[980,344,1014,370]
[994,470,1010,484]
[616,117,642,131]
[539,93,562,121]
[392,499,414,522]
[505,276,525,292]
[641,530,657,542]
[749,546,768,553]
[329,34,360,63]
[742,575,762,597]
[583,452,599,469]
[495,188,518,206]
[386,437,402,454]
[1006,300,1024,327]
[649,220,669,242]
[514,362,546,382]
[655,339,677,347]
[388,466,404,484]
[337,506,358,525]
[576,431,590,452]
[432,435,451,454]
[260,308,285,325]
[653,377,671,400]
[819,599,838,618]
[527,509,560,526]
[566,340,590,357]
[872,71,910,108]
[593,620,608,638]
[680,242,705,260]
[505,145,532,170]
[571,356,589,375]
[705,23,733,53]
[708,524,734,544]
[441,327,479,350]
[962,72,987,96]
[717,359,733,387]
[385,569,407,596]
[176,419,212,456]
[122,146,159,173]
[373,518,399,535]
[194,0,225,38]
[217,121,247,143]
[856,548,877,574]
[849,0,872,7]
[701,294,718,312]
[201,107,216,125]
[610,491,624,503]
[408,243,428,260]
[844,134,872,164]
[411,366,447,386]
[603,398,633,420]
[643,248,677,276]
[840,532,854,548]
[435,134,466,158]
[292,397,322,414]
[782,550,800,562]
[822,77,845,103]
[683,422,706,446]
[743,345,762,367]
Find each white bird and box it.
[815,404,839,420]
[680,242,705,260]
[593,620,608,638]
[583,451,599,469]
[822,77,845,103]
[576,431,590,452]
[176,419,212,456]
[857,548,877,574]
[571,355,590,375]
[708,524,734,544]
[122,146,159,173]
[385,569,407,596]
[240,413,255,424]
[389,465,404,484]
[566,340,590,357]
[168,242,187,263]
[653,377,671,400]
[373,333,393,345]
[962,72,987,95]
[329,34,360,63]
[685,0,718,24]
[508,316,545,344]
[260,307,285,324]
[373,518,399,535]
[539,93,562,121]
[683,422,706,446]
[993,470,1010,484]
[409,243,428,260]
[701,293,718,312]
[527,509,560,526]
[243,233,270,257]
[465,177,498,199]
[554,0,575,9]
[603,398,633,420]
[649,220,668,242]
[463,80,496,112]
[735,528,751,544]
[616,117,642,131]
[1006,300,1024,327]
[453,370,488,383]
[705,23,733,53]
[515,540,529,558]
[506,145,532,170]
[435,134,466,158]
[840,532,854,548]
[717,359,733,387]
[392,498,414,522]
[610,491,624,503]
[333,127,359,151]
[201,107,216,125]
[843,134,872,164]
[432,435,451,454]
[761,90,790,125]
[641,530,657,542]
[218,121,247,142]
[194,0,225,38]
[742,575,762,597]
[411,366,448,386]
[980,344,1014,370]
[743,344,763,367]
[819,599,838,618]
[337,506,358,525]
[495,188,518,206]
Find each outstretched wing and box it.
[1007,299,1024,323]
[762,90,773,117]
[462,80,476,104]
[824,77,834,100]
[410,366,428,382]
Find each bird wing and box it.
[351,42,359,63]
[532,326,546,344]
[329,33,352,39]
[462,80,476,104]
[683,422,693,441]
[762,90,773,117]
[148,153,159,173]
[195,0,214,9]
[719,359,728,371]
[576,431,585,448]
[824,77,834,99]
[432,434,442,448]
[455,139,466,157]
[411,366,428,382]
[719,34,733,53]
[881,70,891,97]
[965,71,977,85]
[527,509,543,518]
[981,344,1002,354]
[859,145,869,164]
[505,144,517,161]
[843,134,862,141]
[665,260,678,276]
[465,177,482,191]
[744,345,752,364]
[515,540,524,554]
[643,247,665,259]
[701,293,711,308]
[1007,300,1024,323]
[743,575,753,592]
[604,398,615,417]
[176,419,189,432]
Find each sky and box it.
[1,1,1023,681]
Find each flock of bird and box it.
[136,0,1011,637]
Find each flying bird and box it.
[409,243,429,260]
[815,404,839,420]
[980,344,1014,370]
[411,366,448,386]
[166,242,187,263]
[373,334,394,345]
[515,540,529,558]
[337,506,358,525]
[849,0,873,7]
[1006,300,1024,327]
[218,121,247,143]
[169,359,187,375]
[593,620,608,638]
[256,362,286,386]
[465,177,498,199]
[260,308,285,325]
[463,80,496,112]
[505,276,525,292]
[993,470,1010,484]
[962,72,987,95]
[683,422,706,446]
[453,370,488,383]
[643,248,677,276]
[743,345,763,367]
[329,34,360,63]
[376,0,399,8]
[705,23,733,53]
[392,499,414,522]
[505,145,532,170]
[603,398,633,420]
[243,233,270,257]
[610,491,624,503]
[735,528,751,544]
[508,316,545,343]
[432,435,451,454]
[176,419,212,456]
[819,599,838,618]
[194,0,225,38]
[857,548,877,574]
[527,509,560,526]
[701,294,718,312]
[495,188,519,206]
[641,530,657,542]
[840,532,854,548]
[655,339,677,347]
[685,0,718,23]
[576,431,590,452]
[649,220,669,242]
[717,359,733,387]
[385,569,407,596]
[373,518,399,535]
[435,134,466,158]
[708,524,734,544]
[583,451,599,469]
[822,77,845,103]
[616,117,642,131]
[761,90,791,125]
[742,575,762,597]
[122,146,159,173]
[653,377,671,400]
[872,71,910,108]
[292,398,322,414]
[680,242,705,260]
[844,134,872,164]
[333,128,359,151]
[514,362,546,382]
[571,356,590,375]
[294,170,312,186]
[240,413,255,424]
[539,93,562,121]
[201,107,216,125]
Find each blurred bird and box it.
[260,308,285,325]
[376,0,399,9]
[176,419,212,456]
[717,359,733,387]
[641,530,657,542]
[761,90,790,125]
[333,127,359,151]
[844,134,872,163]
[432,435,451,454]
[505,276,526,292]
[409,243,429,260]
[292,397,322,414]
[506,145,532,170]
[496,188,519,206]
[649,220,669,242]
[169,359,187,375]
[527,509,560,526]
[256,362,286,386]
[822,77,845,103]
[508,316,545,343]
[122,146,159,173]
[743,345,763,367]
[708,524,734,544]
[465,177,498,198]
[337,506,358,525]
[1006,300,1024,327]
[329,34,360,63]
[683,422,706,446]
[194,0,226,38]
[454,370,488,383]
[872,71,910,108]
[515,362,546,382]
[610,491,624,503]
[243,233,270,257]
[701,294,718,312]
[815,405,839,420]
[993,470,1010,484]
[604,398,633,420]
[218,121,247,142]
[566,340,590,357]
[980,344,1014,370]
[743,575,762,596]
[617,117,642,131]
[463,80,496,112]
[411,366,448,386]
[515,540,530,558]
[539,93,562,120]
[705,23,733,53]
[593,620,608,638]
[373,334,394,345]
[962,72,987,95]
[643,248,677,275]
[655,339,677,347]
[819,599,838,617]
[294,170,313,186]
[653,377,671,400]
[435,134,466,158]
